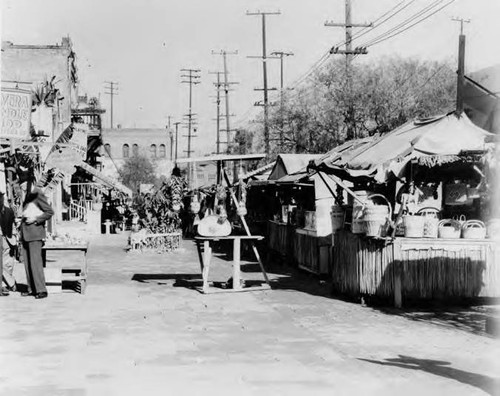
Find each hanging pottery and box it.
[236,202,247,217]
[190,195,200,214]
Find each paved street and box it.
[1,228,499,396]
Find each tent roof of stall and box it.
[268,154,322,180]
[313,112,492,183]
[176,153,265,164]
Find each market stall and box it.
[312,112,499,306]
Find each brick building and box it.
[100,128,174,182]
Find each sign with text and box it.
[1,88,32,140]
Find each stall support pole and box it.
[223,168,270,285]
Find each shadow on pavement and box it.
[375,304,500,338]
[359,355,500,396]
[132,273,202,288]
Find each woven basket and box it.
[438,219,461,239]
[416,207,440,238]
[363,194,391,237]
[461,220,486,239]
[403,215,425,238]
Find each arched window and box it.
[132,144,139,157]
[159,144,166,158]
[122,144,129,158]
[150,144,157,158]
[104,143,111,157]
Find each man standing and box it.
[0,191,16,297]
[21,185,54,299]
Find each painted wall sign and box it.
[1,88,32,140]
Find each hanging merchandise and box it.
[168,173,186,212]
[190,192,200,214]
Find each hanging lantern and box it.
[172,202,181,212]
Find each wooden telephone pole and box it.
[271,51,294,150]
[452,17,470,117]
[180,68,200,185]
[104,81,119,129]
[212,50,239,154]
[325,0,371,139]
[247,10,280,156]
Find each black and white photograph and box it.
[1,0,499,395]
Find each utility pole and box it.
[452,17,470,117]
[173,121,181,165]
[209,71,223,154]
[181,68,200,185]
[247,10,280,156]
[104,81,119,129]
[271,51,294,150]
[212,50,238,154]
[325,0,371,139]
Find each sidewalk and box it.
[0,228,499,396]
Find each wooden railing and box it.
[69,201,88,222]
[69,183,105,199]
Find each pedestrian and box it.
[0,191,16,297]
[20,183,54,299]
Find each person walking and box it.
[20,185,54,299]
[0,191,16,297]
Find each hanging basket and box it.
[363,194,391,237]
[461,220,486,239]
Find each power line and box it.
[362,0,456,48]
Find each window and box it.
[150,144,157,158]
[159,144,166,158]
[132,144,139,157]
[104,143,111,157]
[122,144,129,158]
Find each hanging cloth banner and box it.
[1,88,32,140]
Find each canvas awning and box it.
[314,112,492,183]
[77,161,132,197]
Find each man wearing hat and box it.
[0,191,16,296]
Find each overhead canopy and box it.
[314,112,492,183]
[78,161,132,197]
[268,154,322,180]
[176,153,266,164]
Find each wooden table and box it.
[42,243,89,294]
[194,235,271,294]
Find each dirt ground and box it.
[1,223,499,396]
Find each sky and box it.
[2,0,500,156]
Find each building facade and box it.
[100,128,174,181]
[2,37,78,139]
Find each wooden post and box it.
[393,240,402,308]
[232,237,242,290]
[222,168,270,285]
[202,240,212,293]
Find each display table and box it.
[42,243,89,294]
[333,230,500,307]
[194,235,271,294]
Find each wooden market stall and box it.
[312,112,499,306]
